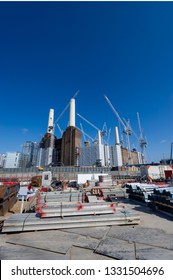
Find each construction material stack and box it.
[1,187,140,233]
[148,187,173,215]
[126,183,158,203]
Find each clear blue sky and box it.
[0,1,173,163]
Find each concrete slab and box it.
[0,243,69,260]
[122,199,173,234]
[74,236,99,250]
[6,230,79,254]
[68,246,115,260]
[62,226,110,239]
[135,243,173,260]
[95,237,135,259]
[108,226,173,250]
[1,199,172,260]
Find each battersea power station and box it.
[37,98,143,168]
[38,99,82,167]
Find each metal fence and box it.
[0,166,140,181]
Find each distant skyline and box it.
[0,1,173,163]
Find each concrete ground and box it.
[0,198,173,260]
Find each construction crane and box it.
[101,122,108,137]
[48,90,80,166]
[123,117,140,147]
[76,113,105,143]
[56,123,63,137]
[77,113,101,132]
[77,124,95,144]
[104,95,132,165]
[123,115,147,163]
[137,112,147,163]
[107,127,111,145]
[80,123,86,142]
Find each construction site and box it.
[0,95,173,260]
[0,169,173,260]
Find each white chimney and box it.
[69,98,75,127]
[98,130,102,145]
[115,126,120,144]
[47,109,54,134]
[114,126,123,167]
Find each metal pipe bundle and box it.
[148,186,173,215]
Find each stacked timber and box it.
[0,184,20,216]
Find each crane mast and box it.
[76,113,101,132]
[76,113,105,144]
[104,95,132,165]
[77,124,95,143]
[137,112,147,163]
[80,123,86,142]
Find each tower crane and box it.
[77,113,101,132]
[137,112,147,163]
[101,122,108,137]
[104,95,132,165]
[56,123,63,137]
[80,123,86,142]
[77,124,95,144]
[123,118,139,146]
[48,90,80,165]
[76,113,105,143]
[107,128,111,145]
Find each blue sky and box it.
[0,1,173,163]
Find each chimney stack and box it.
[69,98,75,127]
[114,126,123,167]
[115,126,120,144]
[47,109,54,134]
